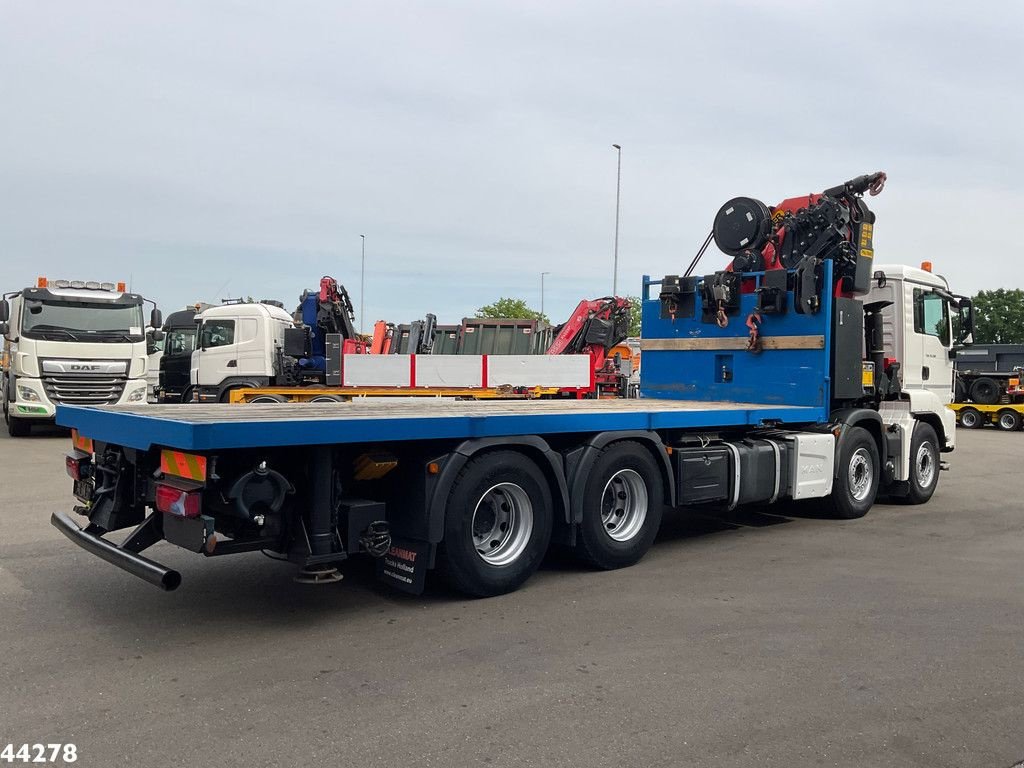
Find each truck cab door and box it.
[195,318,238,386]
[234,317,269,376]
[908,285,954,401]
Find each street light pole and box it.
[612,143,622,296]
[541,271,551,319]
[359,235,366,334]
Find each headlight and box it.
[127,387,147,402]
[17,386,40,402]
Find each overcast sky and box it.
[1,1,1021,328]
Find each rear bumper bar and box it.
[51,511,182,591]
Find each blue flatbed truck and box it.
[51,177,971,597]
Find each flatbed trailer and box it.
[52,258,963,598]
[948,402,1024,431]
[49,178,972,598]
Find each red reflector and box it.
[154,483,202,518]
[65,451,91,481]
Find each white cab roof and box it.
[197,302,294,323]
[875,263,950,290]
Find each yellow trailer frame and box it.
[229,386,564,404]
[948,402,1024,431]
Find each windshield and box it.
[165,327,197,357]
[21,299,145,342]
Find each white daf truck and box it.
[0,278,162,436]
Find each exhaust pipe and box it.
[51,512,182,591]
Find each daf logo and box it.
[70,364,102,371]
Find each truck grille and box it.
[42,372,127,405]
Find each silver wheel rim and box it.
[848,447,873,502]
[1000,413,1017,430]
[309,396,340,403]
[249,396,282,403]
[915,441,936,488]
[472,483,534,566]
[962,411,977,427]
[600,469,649,542]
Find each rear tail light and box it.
[65,451,92,481]
[154,482,202,518]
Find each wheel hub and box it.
[915,442,936,488]
[600,469,649,542]
[471,483,534,566]
[848,448,873,502]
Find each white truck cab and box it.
[191,302,295,402]
[1,278,162,436]
[867,262,971,453]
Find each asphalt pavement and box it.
[1,423,1021,768]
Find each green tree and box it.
[625,295,642,337]
[972,288,1024,344]
[475,297,549,324]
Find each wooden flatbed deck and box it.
[56,399,827,451]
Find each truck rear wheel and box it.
[906,423,940,505]
[248,394,288,403]
[958,408,982,429]
[996,409,1021,431]
[826,426,879,520]
[969,377,1000,405]
[438,451,553,597]
[574,442,664,569]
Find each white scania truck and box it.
[1,278,162,436]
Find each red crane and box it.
[547,297,633,397]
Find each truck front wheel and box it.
[3,390,31,437]
[827,426,879,520]
[905,423,940,505]
[438,451,553,597]
[574,442,664,569]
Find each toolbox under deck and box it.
[56,399,827,451]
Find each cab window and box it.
[202,320,235,348]
[913,289,950,346]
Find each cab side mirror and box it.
[0,298,8,322]
[150,308,163,329]
[956,298,974,346]
[0,321,8,337]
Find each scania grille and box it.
[42,373,127,405]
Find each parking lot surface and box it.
[1,425,1021,768]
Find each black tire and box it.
[307,395,345,403]
[996,409,1021,431]
[906,422,940,505]
[438,451,554,597]
[953,377,967,403]
[826,426,879,520]
[969,377,1000,405]
[3,389,31,437]
[574,441,664,569]
[180,386,195,404]
[958,408,982,429]
[7,413,30,437]
[247,394,289,403]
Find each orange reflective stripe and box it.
[160,450,207,481]
[70,429,93,453]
